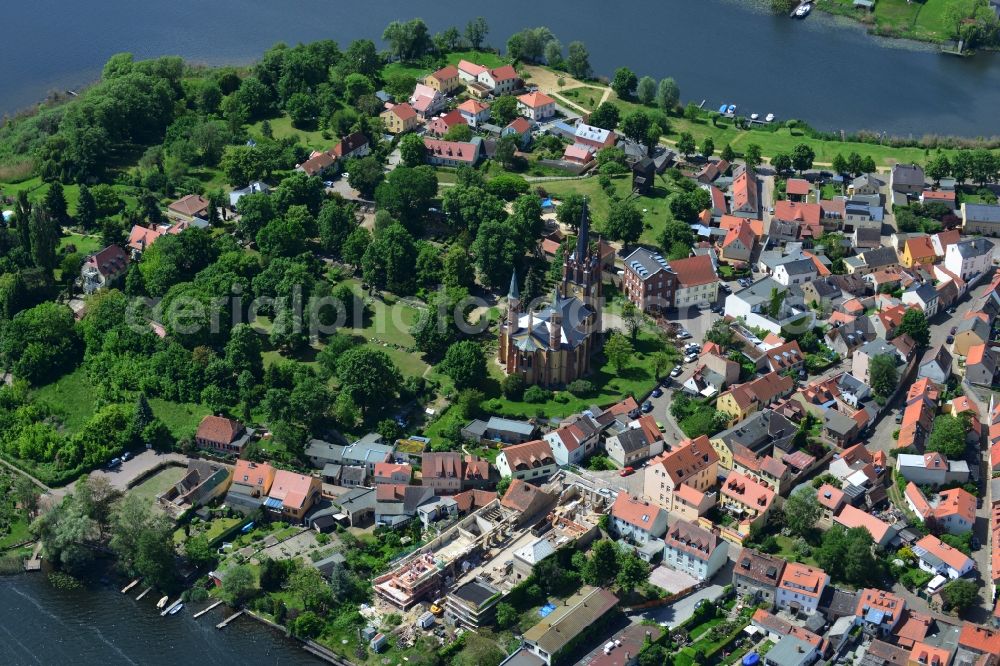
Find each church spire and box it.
[576,198,590,260]
[508,269,520,300]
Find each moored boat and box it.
[169,603,184,615]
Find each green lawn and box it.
[248,114,334,153]
[444,50,508,69]
[59,232,104,255]
[33,367,96,435]
[149,398,212,441]
[771,534,820,567]
[560,86,603,111]
[0,517,31,549]
[128,465,186,501]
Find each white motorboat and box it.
[795,3,812,17]
[169,603,184,615]
[750,113,759,120]
[765,113,775,122]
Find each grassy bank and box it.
[818,0,957,44]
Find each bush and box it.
[523,385,553,403]
[501,374,526,400]
[566,379,593,396]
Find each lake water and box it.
[3,0,1000,136]
[0,573,321,666]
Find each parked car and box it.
[950,326,958,335]
[651,387,663,398]
[895,411,903,424]
[121,452,131,462]
[620,466,635,477]
[677,330,692,340]
[107,458,122,469]
[656,421,665,432]
[685,343,701,353]
[710,305,722,314]
[670,365,683,377]
[684,353,698,363]
[720,283,732,293]
[641,401,653,413]
[946,335,954,344]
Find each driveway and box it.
[633,560,735,627]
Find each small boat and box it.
[765,113,775,122]
[156,595,169,609]
[727,104,736,114]
[169,603,184,615]
[795,3,812,17]
[718,104,728,114]
[750,113,759,121]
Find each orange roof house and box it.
[958,622,1000,657]
[777,562,829,613]
[902,236,937,268]
[856,588,906,634]
[266,469,321,520]
[834,504,897,547]
[908,642,951,666]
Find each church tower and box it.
[547,288,562,350]
[561,199,602,337]
[506,269,520,328]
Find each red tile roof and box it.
[774,200,821,225]
[490,64,518,81]
[518,91,554,108]
[959,622,1000,657]
[611,494,664,530]
[915,534,974,572]
[721,471,776,512]
[778,562,827,599]
[506,116,532,134]
[905,236,937,262]
[500,439,555,471]
[670,254,717,287]
[429,65,458,81]
[387,103,417,121]
[723,219,756,250]
[196,415,244,445]
[423,138,479,164]
[168,194,209,217]
[855,588,905,621]
[648,435,718,485]
[816,484,845,511]
[834,504,895,544]
[457,98,489,115]
[786,178,810,196]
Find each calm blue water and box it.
[3,0,1000,136]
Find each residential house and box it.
[724,277,815,335]
[517,91,556,122]
[574,123,616,151]
[945,238,994,281]
[695,158,730,184]
[958,623,1000,660]
[777,562,830,615]
[801,277,842,312]
[913,534,975,579]
[228,180,270,209]
[423,65,461,94]
[409,83,446,119]
[476,64,519,96]
[907,643,951,666]
[425,109,467,137]
[373,462,412,485]
[670,254,718,307]
[195,415,251,454]
[953,314,990,357]
[730,165,760,218]
[826,317,876,360]
[328,487,376,527]
[157,460,233,516]
[709,409,798,471]
[896,453,969,486]
[456,59,487,84]
[297,150,336,177]
[374,484,436,527]
[965,343,997,386]
[341,434,395,474]
[502,117,533,148]
[890,164,926,196]
[423,137,482,167]
[421,452,490,494]
[717,372,795,426]
[610,494,668,546]
[622,246,676,313]
[905,484,976,534]
[168,194,210,220]
[917,345,953,384]
[521,586,618,666]
[850,173,886,197]
[720,471,776,529]
[961,202,1000,236]
[332,131,370,160]
[786,178,811,202]
[901,236,938,268]
[816,484,847,522]
[642,435,719,519]
[225,460,276,515]
[734,548,787,605]
[264,470,322,523]
[732,446,792,494]
[661,519,729,580]
[544,414,602,466]
[721,219,756,264]
[901,282,939,318]
[456,98,490,127]
[562,144,595,165]
[380,103,420,134]
[605,424,660,469]
[834,504,898,548]
[854,226,884,250]
[80,244,129,294]
[764,340,805,376]
[855,588,906,637]
[501,479,559,528]
[446,579,502,629]
[495,439,558,480]
[852,339,903,386]
[920,189,956,208]
[845,246,900,276]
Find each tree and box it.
[721,144,735,163]
[362,223,418,295]
[471,220,519,289]
[604,200,643,245]
[616,549,649,596]
[286,92,320,129]
[702,137,715,159]
[926,153,952,183]
[221,145,268,188]
[557,194,587,232]
[493,134,519,170]
[605,333,634,373]
[337,347,402,417]
[815,525,878,586]
[184,534,216,569]
[495,602,518,629]
[941,579,979,611]
[375,166,438,234]
[705,319,736,348]
[383,19,432,61]
[656,78,680,111]
[222,564,258,605]
[440,340,485,389]
[13,476,40,520]
[622,302,642,341]
[43,181,69,223]
[544,39,563,66]
[620,110,652,146]
[831,153,848,176]
[0,302,80,385]
[771,153,792,175]
[75,184,97,230]
[926,414,967,458]
[566,41,592,79]
[490,95,519,126]
[347,155,385,200]
[588,102,620,131]
[897,308,930,346]
[952,151,973,184]
[676,132,696,158]
[791,143,815,174]
[398,132,426,168]
[869,354,898,399]
[783,487,822,538]
[582,539,620,586]
[611,67,638,99]
[317,199,357,257]
[29,208,59,272]
[743,144,763,171]
[971,148,997,185]
[637,76,657,104]
[464,17,489,49]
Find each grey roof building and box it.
[765,635,817,666]
[306,439,346,468]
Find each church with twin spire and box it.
[497,202,603,387]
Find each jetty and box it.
[23,542,43,571]
[121,579,140,594]
[216,610,245,629]
[160,598,182,616]
[135,587,153,601]
[193,600,224,618]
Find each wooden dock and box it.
[121,579,140,594]
[216,610,244,629]
[160,599,182,616]
[194,600,224,618]
[135,587,153,601]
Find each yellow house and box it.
[716,373,794,428]
[380,103,420,134]
[709,435,734,470]
[424,65,461,95]
[643,435,719,514]
[901,236,936,268]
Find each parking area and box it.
[90,450,189,491]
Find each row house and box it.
[496,439,558,480]
[643,435,719,520]
[661,519,729,581]
[720,470,776,529]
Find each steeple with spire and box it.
[574,198,590,261]
[506,269,520,328]
[547,287,562,350]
